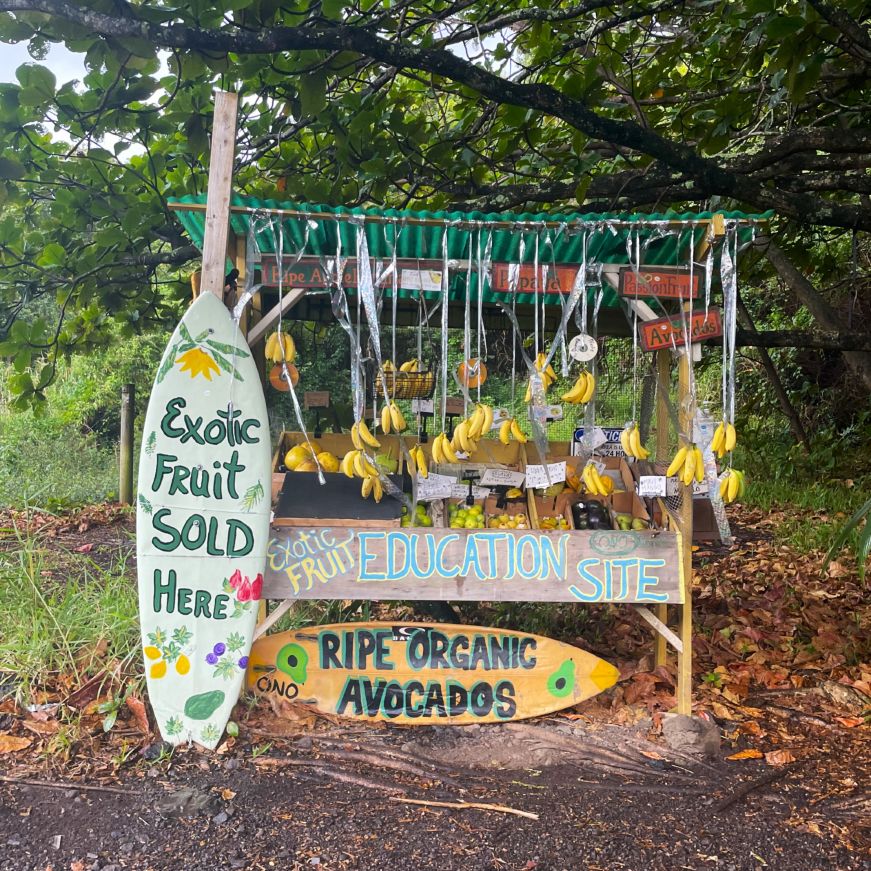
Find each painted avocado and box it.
[547,659,575,698]
[276,642,308,683]
[184,690,226,720]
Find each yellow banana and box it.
[710,421,725,454]
[361,475,375,499]
[372,476,383,503]
[734,469,746,498]
[340,450,358,478]
[510,419,528,444]
[399,359,417,373]
[681,445,697,486]
[579,371,596,404]
[629,426,643,459]
[719,472,730,501]
[381,404,392,435]
[430,434,445,465]
[524,379,532,403]
[357,418,381,449]
[561,375,585,403]
[666,445,688,477]
[414,446,428,479]
[693,446,704,483]
[350,422,365,451]
[620,425,633,457]
[389,402,406,432]
[454,419,473,453]
[440,435,459,463]
[265,333,278,360]
[481,404,493,436]
[499,419,512,445]
[353,452,367,478]
[724,422,737,452]
[726,470,740,502]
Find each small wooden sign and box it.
[618,266,700,300]
[258,257,443,291]
[491,263,579,294]
[247,622,619,725]
[304,391,330,409]
[264,525,683,603]
[445,397,466,416]
[639,308,722,352]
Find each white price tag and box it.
[399,268,442,292]
[524,462,567,489]
[411,398,434,414]
[416,472,454,501]
[638,476,668,498]
[569,334,598,362]
[449,484,490,501]
[479,468,526,488]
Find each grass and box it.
[0,522,140,704]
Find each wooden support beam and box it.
[247,289,306,347]
[654,349,671,667]
[254,599,295,641]
[633,605,683,654]
[200,91,239,300]
[676,341,694,715]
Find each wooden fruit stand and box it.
[166,92,766,719]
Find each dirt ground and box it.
[0,505,869,870]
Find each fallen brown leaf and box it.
[765,749,796,766]
[74,543,94,554]
[125,695,150,734]
[0,734,32,753]
[726,748,763,761]
[833,716,864,728]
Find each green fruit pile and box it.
[401,503,433,527]
[448,502,486,529]
[615,513,648,531]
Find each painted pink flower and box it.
[228,569,243,590]
[250,574,263,601]
[236,578,253,602]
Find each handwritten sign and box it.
[480,468,526,488]
[416,472,454,501]
[639,308,723,352]
[638,476,668,498]
[247,622,619,725]
[450,484,490,501]
[491,263,580,294]
[618,267,700,300]
[264,526,683,603]
[524,462,567,489]
[258,256,443,291]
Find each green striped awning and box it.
[170,194,769,311]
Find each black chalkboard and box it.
[274,472,404,522]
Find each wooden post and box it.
[654,349,671,667]
[200,91,239,299]
[119,384,135,505]
[676,347,694,714]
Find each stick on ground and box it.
[391,796,539,820]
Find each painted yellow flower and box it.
[176,346,220,381]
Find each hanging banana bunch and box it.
[380,401,407,435]
[498,418,528,445]
[665,442,705,486]
[710,419,738,459]
[524,352,558,402]
[351,419,381,451]
[341,448,386,502]
[718,468,746,504]
[430,432,460,464]
[581,461,614,496]
[620,422,650,460]
[265,331,296,364]
[561,370,596,405]
[404,445,429,479]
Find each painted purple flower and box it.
[205,652,219,665]
[238,656,249,669]
[213,642,226,656]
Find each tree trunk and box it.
[736,295,810,450]
[757,237,871,391]
[727,329,871,352]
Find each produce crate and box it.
[529,494,573,531]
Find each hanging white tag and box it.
[525,462,566,489]
[569,333,598,362]
[411,398,435,414]
[416,473,454,501]
[638,476,668,497]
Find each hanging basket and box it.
[376,369,436,400]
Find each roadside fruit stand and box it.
[138,93,766,747]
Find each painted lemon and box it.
[150,660,168,679]
[144,646,161,660]
[175,654,190,675]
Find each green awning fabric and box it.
[170,194,769,311]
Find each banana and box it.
[361,475,375,499]
[480,404,494,436]
[454,419,473,453]
[353,452,367,479]
[467,405,485,440]
[734,468,746,497]
[724,422,737,452]
[381,404,392,435]
[265,333,278,360]
[340,450,358,478]
[499,419,513,445]
[382,359,395,372]
[666,445,688,477]
[719,472,730,500]
[693,445,705,483]
[681,444,697,486]
[620,425,634,457]
[581,463,597,495]
[524,379,532,403]
[589,464,607,494]
[399,359,420,373]
[389,402,406,432]
[440,435,460,463]
[510,418,528,444]
[579,371,596,404]
[430,434,445,465]
[350,422,365,451]
[726,469,740,502]
[629,426,643,459]
[561,373,586,403]
[372,475,383,503]
[710,421,725,454]
[357,418,381,449]
[414,446,428,479]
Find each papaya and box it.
[183,690,226,720]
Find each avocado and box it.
[547,658,575,698]
[183,690,226,720]
[276,642,309,683]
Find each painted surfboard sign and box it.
[247,622,620,725]
[137,293,271,749]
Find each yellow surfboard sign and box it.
[247,622,619,725]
